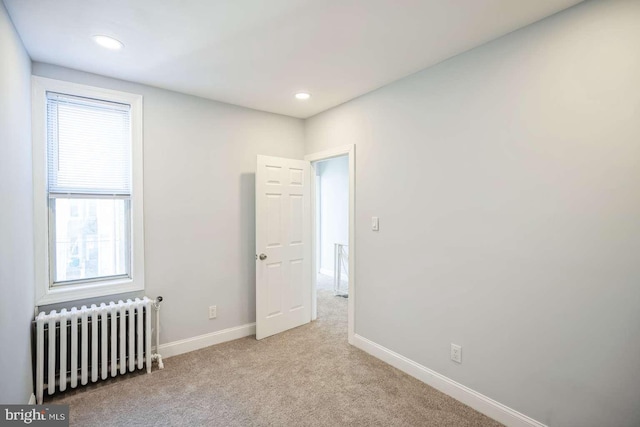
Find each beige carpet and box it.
[48,282,502,427]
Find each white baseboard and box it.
[28,393,36,405]
[352,334,546,427]
[158,323,256,359]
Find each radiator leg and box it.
[152,353,164,370]
[151,296,164,370]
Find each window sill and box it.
[35,278,144,306]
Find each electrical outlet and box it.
[451,343,462,363]
[209,305,217,319]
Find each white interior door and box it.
[256,155,311,340]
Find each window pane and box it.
[47,93,131,195]
[52,198,129,284]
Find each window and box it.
[33,77,144,305]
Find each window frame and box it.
[33,77,145,305]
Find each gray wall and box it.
[33,63,305,344]
[0,1,35,404]
[305,1,640,426]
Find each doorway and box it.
[255,146,354,342]
[306,145,355,344]
[315,155,348,292]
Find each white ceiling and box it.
[5,0,583,118]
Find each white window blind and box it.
[46,92,132,196]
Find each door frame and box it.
[305,144,355,344]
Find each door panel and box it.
[256,155,311,339]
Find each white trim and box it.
[31,76,145,305]
[305,144,355,163]
[157,323,256,359]
[353,334,547,427]
[28,394,36,405]
[305,144,355,344]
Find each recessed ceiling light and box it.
[295,92,311,100]
[92,35,124,50]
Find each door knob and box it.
[259,253,267,260]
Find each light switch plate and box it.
[372,217,379,231]
[451,343,462,363]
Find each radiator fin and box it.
[59,311,67,392]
